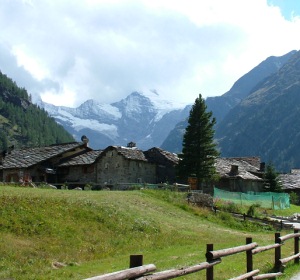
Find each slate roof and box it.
[215,157,263,181]
[228,157,261,169]
[0,142,87,169]
[59,150,103,166]
[279,169,300,190]
[105,146,148,161]
[144,147,179,164]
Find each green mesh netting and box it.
[213,187,290,210]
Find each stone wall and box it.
[58,165,96,185]
[96,152,156,186]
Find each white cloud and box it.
[0,0,299,107]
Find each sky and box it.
[0,0,300,108]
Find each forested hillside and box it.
[0,71,74,150]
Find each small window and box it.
[105,163,109,169]
[83,166,94,173]
[137,178,142,183]
[115,162,120,168]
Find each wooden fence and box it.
[84,229,300,280]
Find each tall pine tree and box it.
[177,94,219,190]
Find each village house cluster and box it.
[0,136,299,194]
[0,137,178,189]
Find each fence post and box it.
[294,229,299,265]
[246,237,253,280]
[275,232,281,272]
[206,244,214,280]
[130,255,143,268]
[129,255,143,280]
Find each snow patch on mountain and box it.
[77,99,121,120]
[73,119,119,139]
[38,91,189,149]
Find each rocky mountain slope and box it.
[216,50,300,172]
[161,50,297,155]
[39,91,190,149]
[206,50,296,123]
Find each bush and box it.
[214,200,241,213]
[290,192,299,205]
[247,204,256,217]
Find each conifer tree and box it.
[264,163,282,192]
[177,94,219,188]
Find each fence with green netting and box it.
[213,187,290,209]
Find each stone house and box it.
[57,150,103,187]
[96,145,156,188]
[278,169,300,195]
[144,147,179,183]
[214,157,265,193]
[0,142,91,184]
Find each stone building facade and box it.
[57,150,102,186]
[144,147,179,183]
[96,146,156,188]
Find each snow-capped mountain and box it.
[38,91,190,149]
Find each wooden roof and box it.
[0,142,88,169]
[59,150,103,166]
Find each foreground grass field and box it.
[0,186,299,279]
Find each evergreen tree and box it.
[177,94,219,188]
[264,163,282,192]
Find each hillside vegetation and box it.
[0,71,74,150]
[0,186,299,279]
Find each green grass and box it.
[0,186,299,279]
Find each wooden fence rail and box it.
[84,230,300,280]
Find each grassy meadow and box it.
[0,185,299,279]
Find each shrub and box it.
[215,200,241,213]
[290,192,299,205]
[247,204,256,217]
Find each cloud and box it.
[0,0,300,107]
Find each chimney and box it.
[260,162,265,172]
[81,135,89,147]
[127,141,136,148]
[230,165,239,175]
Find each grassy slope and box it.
[0,186,298,280]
